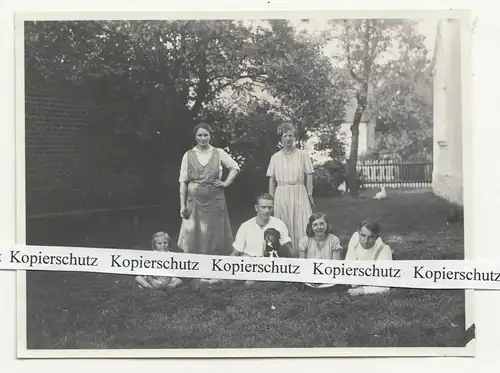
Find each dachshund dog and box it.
[263,228,288,258]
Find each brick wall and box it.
[25,81,159,215]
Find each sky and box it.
[221,18,439,165]
[294,19,438,163]
[222,18,438,95]
[244,17,437,51]
[286,18,437,58]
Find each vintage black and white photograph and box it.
[15,10,473,357]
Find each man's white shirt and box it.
[233,216,292,257]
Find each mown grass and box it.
[25,189,467,349]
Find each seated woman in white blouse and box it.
[344,220,393,296]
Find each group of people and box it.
[135,122,393,296]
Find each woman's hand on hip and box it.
[213,179,228,188]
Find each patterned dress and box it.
[177,147,236,255]
[298,234,343,260]
[266,148,314,257]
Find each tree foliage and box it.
[26,20,347,136]
[25,19,348,205]
[327,19,432,196]
[260,21,350,145]
[366,21,433,160]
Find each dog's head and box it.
[264,228,281,249]
[264,228,281,258]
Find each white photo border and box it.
[14,8,475,359]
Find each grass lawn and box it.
[25,188,467,349]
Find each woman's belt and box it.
[277,181,304,186]
[188,181,224,195]
[190,181,216,186]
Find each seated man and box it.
[231,193,292,284]
[344,219,393,296]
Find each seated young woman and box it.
[298,212,343,260]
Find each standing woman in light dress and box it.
[178,123,240,264]
[266,122,315,257]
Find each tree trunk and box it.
[347,94,368,197]
[347,67,369,196]
[348,110,361,198]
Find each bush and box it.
[226,167,269,210]
[313,160,347,197]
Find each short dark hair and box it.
[306,212,333,237]
[255,193,274,205]
[193,122,214,137]
[359,220,381,237]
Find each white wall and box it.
[432,19,463,205]
[339,121,370,156]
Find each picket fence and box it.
[356,159,433,188]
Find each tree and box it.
[260,21,350,146]
[25,19,350,208]
[27,19,352,142]
[328,19,431,197]
[26,20,272,152]
[367,62,433,161]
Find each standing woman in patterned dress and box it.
[178,123,240,269]
[266,122,315,257]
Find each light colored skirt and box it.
[274,184,312,258]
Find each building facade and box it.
[431,18,464,205]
